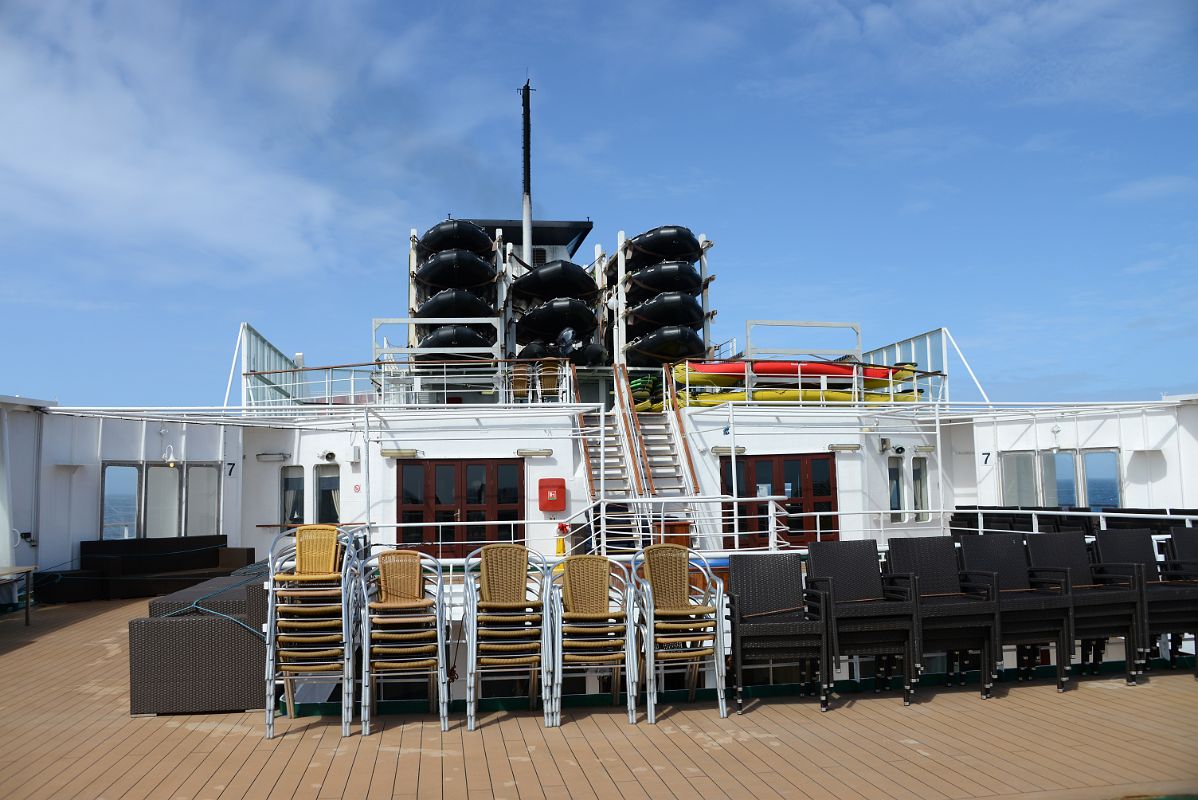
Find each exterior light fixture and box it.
[827,443,862,452]
[914,445,936,453]
[381,448,421,459]
[255,452,291,462]
[162,444,177,467]
[516,448,553,457]
[711,446,746,456]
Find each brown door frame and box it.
[720,453,839,547]
[396,458,525,558]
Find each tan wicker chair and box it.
[548,555,636,726]
[360,548,448,733]
[265,526,360,739]
[633,543,727,723]
[463,543,552,730]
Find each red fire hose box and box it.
[538,478,567,512]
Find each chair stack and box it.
[463,544,553,730]
[886,537,999,698]
[265,525,360,739]
[633,544,727,723]
[548,555,637,726]
[728,553,832,712]
[360,548,449,734]
[1026,531,1143,682]
[1096,528,1198,676]
[807,540,920,706]
[958,533,1073,690]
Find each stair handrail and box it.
[613,364,649,498]
[570,363,598,502]
[663,364,701,496]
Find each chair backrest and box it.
[1025,532,1093,584]
[1093,529,1158,571]
[886,537,961,595]
[478,543,531,604]
[640,544,693,610]
[561,555,614,615]
[1169,527,1198,562]
[377,550,426,603]
[806,540,884,602]
[727,553,805,618]
[294,525,340,575]
[958,533,1030,591]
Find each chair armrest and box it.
[1161,560,1198,581]
[1090,563,1139,588]
[959,570,998,599]
[1028,567,1070,593]
[802,587,829,621]
[882,572,916,602]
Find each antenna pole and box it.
[521,79,533,267]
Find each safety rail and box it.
[241,359,574,408]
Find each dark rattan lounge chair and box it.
[1095,529,1198,676]
[1026,532,1143,683]
[727,553,832,712]
[886,537,998,698]
[1168,527,1198,574]
[806,540,919,706]
[958,533,1072,691]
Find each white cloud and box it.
[1103,175,1196,203]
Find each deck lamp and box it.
[516,448,553,457]
[381,448,422,459]
[914,445,936,453]
[827,443,862,452]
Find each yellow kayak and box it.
[676,387,920,407]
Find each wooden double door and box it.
[720,453,838,547]
[397,459,524,558]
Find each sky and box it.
[1,0,1196,406]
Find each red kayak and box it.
[674,361,916,388]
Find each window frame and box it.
[184,463,223,536]
[281,465,306,529]
[100,461,144,540]
[997,447,1121,508]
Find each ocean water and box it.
[102,493,137,539]
[1085,477,1121,510]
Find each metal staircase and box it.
[634,412,690,497]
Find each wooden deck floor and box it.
[2,600,1197,800]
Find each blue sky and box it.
[1,0,1196,405]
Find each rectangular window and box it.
[912,456,929,522]
[145,465,181,538]
[1083,450,1121,510]
[185,465,220,536]
[888,456,904,522]
[1040,451,1077,507]
[101,464,140,540]
[315,464,341,525]
[281,466,304,527]
[1000,452,1037,506]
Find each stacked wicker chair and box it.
[360,548,449,734]
[265,525,360,738]
[886,537,999,698]
[1169,527,1198,573]
[548,555,637,726]
[806,540,920,706]
[727,553,832,712]
[1026,532,1143,683]
[958,533,1073,690]
[632,543,727,723]
[1095,529,1198,676]
[463,543,553,730]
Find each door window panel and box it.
[145,465,181,538]
[912,457,929,523]
[185,465,219,535]
[102,465,140,540]
[888,457,904,522]
[402,464,424,504]
[1000,452,1037,506]
[1083,451,1121,509]
[1040,451,1077,507]
[281,466,304,527]
[315,464,340,525]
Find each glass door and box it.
[397,459,524,558]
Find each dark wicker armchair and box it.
[806,540,920,706]
[958,533,1073,691]
[886,537,998,699]
[727,553,832,712]
[1095,529,1198,676]
[1026,532,1143,683]
[1168,527,1198,575]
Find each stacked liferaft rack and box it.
[512,258,606,366]
[360,548,449,734]
[412,219,500,360]
[265,525,360,738]
[614,225,709,368]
